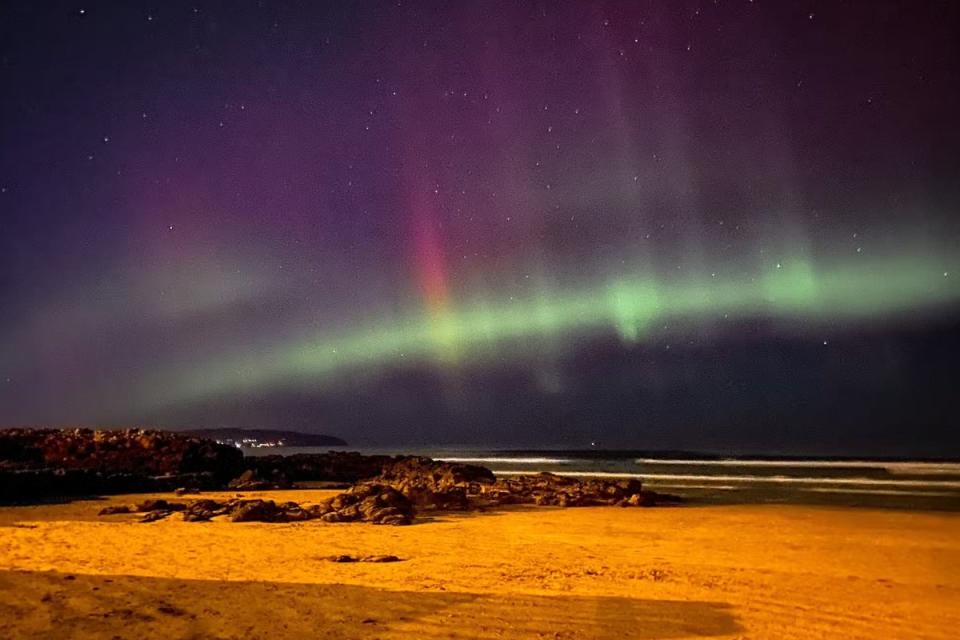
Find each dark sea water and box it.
[244,447,960,511]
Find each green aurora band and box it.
[140,250,959,410]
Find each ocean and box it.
[244,447,960,511]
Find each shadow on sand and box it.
[0,569,741,639]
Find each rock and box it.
[337,504,361,521]
[156,603,187,616]
[326,555,358,563]
[368,506,411,525]
[229,499,283,522]
[140,510,172,523]
[277,501,310,521]
[323,554,401,563]
[375,457,494,509]
[313,484,415,525]
[120,489,417,526]
[135,499,185,512]
[482,472,653,508]
[360,555,400,563]
[368,466,669,511]
[230,469,256,486]
[361,555,400,563]
[183,499,228,521]
[222,498,315,523]
[98,504,133,516]
[183,513,209,522]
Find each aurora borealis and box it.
[153,251,958,411]
[2,1,959,451]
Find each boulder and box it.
[326,555,358,563]
[323,554,401,563]
[183,499,230,521]
[140,510,172,523]
[373,457,494,509]
[310,484,414,525]
[135,499,185,512]
[360,554,401,563]
[229,499,284,522]
[97,504,133,516]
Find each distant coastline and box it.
[179,428,347,449]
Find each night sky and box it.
[2,1,959,453]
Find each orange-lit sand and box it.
[1,489,957,639]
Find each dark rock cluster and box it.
[366,459,662,510]
[0,428,243,476]
[478,472,660,507]
[101,484,415,526]
[0,428,243,503]
[310,484,413,525]
[375,456,496,509]
[324,554,401,563]
[2,468,165,502]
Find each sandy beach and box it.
[0,489,957,639]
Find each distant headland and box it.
[178,428,347,448]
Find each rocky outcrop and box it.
[479,472,660,507]
[366,458,664,510]
[98,469,668,526]
[310,484,413,525]
[2,468,156,502]
[230,499,310,523]
[105,485,415,526]
[0,428,243,476]
[97,504,133,516]
[0,428,244,503]
[373,456,496,509]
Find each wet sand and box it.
[1,489,957,639]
